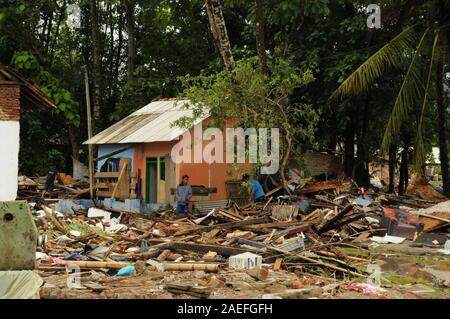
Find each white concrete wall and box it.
[0,121,19,201]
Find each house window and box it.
[160,157,165,181]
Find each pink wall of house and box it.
[133,119,252,203]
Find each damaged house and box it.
[84,99,250,205]
[0,64,55,201]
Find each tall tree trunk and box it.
[40,15,48,44]
[343,123,355,178]
[388,144,396,193]
[45,11,53,53]
[205,0,235,74]
[122,0,136,89]
[50,1,67,65]
[436,0,450,197]
[354,142,370,188]
[283,0,305,57]
[354,100,370,187]
[255,0,268,74]
[115,6,124,82]
[89,0,102,132]
[68,125,79,161]
[107,3,115,103]
[436,45,450,197]
[398,137,409,195]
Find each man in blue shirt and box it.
[242,174,265,203]
[175,175,192,215]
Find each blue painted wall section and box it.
[56,198,172,215]
[97,144,134,171]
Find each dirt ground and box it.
[38,242,450,299]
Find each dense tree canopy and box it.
[0,0,449,196]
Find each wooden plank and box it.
[117,158,131,200]
[96,191,112,197]
[111,162,127,199]
[95,172,120,178]
[173,216,270,236]
[317,204,354,234]
[246,221,301,229]
[95,171,137,178]
[166,241,262,256]
[215,209,243,221]
[273,258,283,271]
[315,195,345,209]
[299,180,342,194]
[264,179,295,197]
[96,182,113,189]
[419,212,450,232]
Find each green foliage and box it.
[175,56,319,171]
[333,25,419,99]
[381,29,430,154]
[19,110,70,175]
[414,32,440,170]
[12,51,80,127]
[1,0,448,185]
[11,51,40,70]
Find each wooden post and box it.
[84,66,95,199]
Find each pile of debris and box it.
[18,174,90,200]
[31,178,450,299]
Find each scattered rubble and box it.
[13,178,449,299]
[18,174,91,200]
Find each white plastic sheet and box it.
[0,271,43,299]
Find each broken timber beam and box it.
[173,216,269,236]
[264,179,295,198]
[316,204,354,234]
[266,246,365,277]
[165,241,262,256]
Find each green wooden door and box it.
[145,157,158,203]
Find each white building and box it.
[0,64,55,200]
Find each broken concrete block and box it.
[157,249,171,262]
[229,252,262,270]
[247,266,269,281]
[202,251,218,262]
[291,280,302,289]
[134,260,146,275]
[208,276,225,289]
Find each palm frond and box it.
[414,31,440,170]
[332,25,418,99]
[381,29,431,154]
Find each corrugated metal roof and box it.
[84,99,208,144]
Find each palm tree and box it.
[333,1,450,197]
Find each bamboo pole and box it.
[64,260,128,269]
[63,260,219,273]
[163,263,219,273]
[84,66,95,199]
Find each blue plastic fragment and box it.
[116,265,135,276]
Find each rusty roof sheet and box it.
[0,63,56,110]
